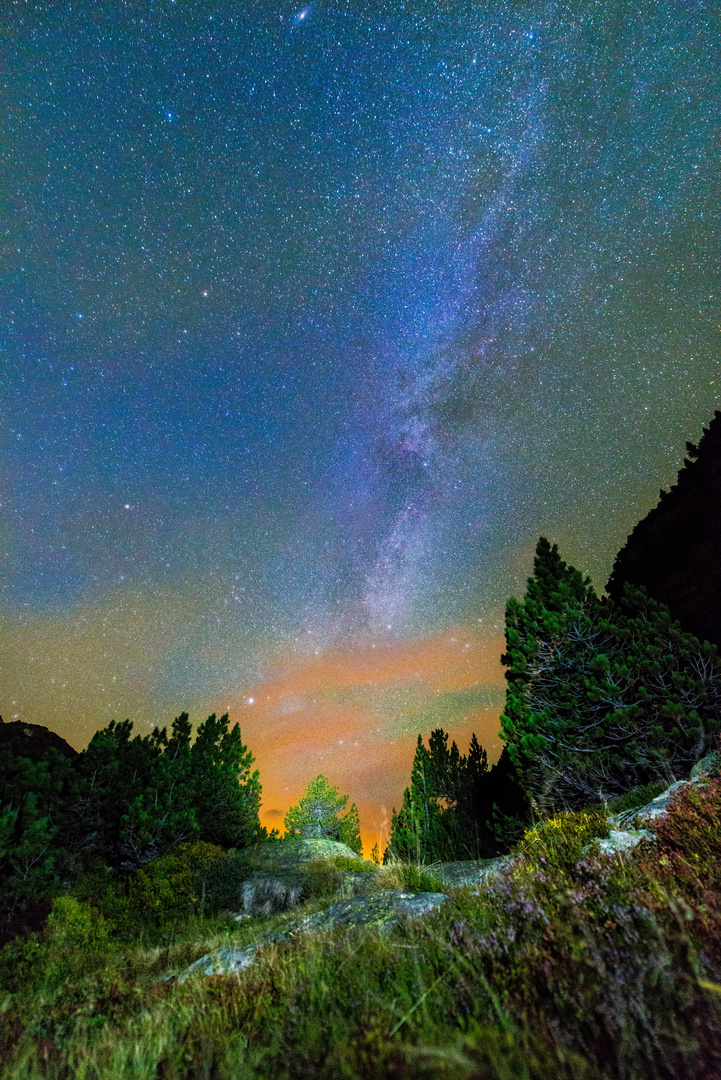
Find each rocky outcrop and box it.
[225,838,374,917]
[243,839,364,870]
[596,829,655,856]
[176,890,447,983]
[608,768,715,831]
[598,758,719,855]
[609,781,689,830]
[299,890,446,933]
[239,876,304,917]
[427,856,517,890]
[178,944,260,982]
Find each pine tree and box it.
[284,775,361,852]
[500,537,596,777]
[500,537,721,814]
[189,712,262,850]
[337,801,362,855]
[385,729,519,862]
[69,713,262,867]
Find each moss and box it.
[516,808,610,872]
[604,781,668,816]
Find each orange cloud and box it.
[220,627,505,854]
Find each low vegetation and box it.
[1,771,720,1079]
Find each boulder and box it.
[299,890,447,934]
[608,777,712,830]
[243,838,364,871]
[427,856,517,890]
[223,839,375,917]
[609,781,687,828]
[175,889,447,982]
[177,944,259,982]
[239,876,304,917]
[596,829,655,856]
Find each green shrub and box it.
[74,842,231,937]
[328,855,374,872]
[0,929,47,996]
[46,895,110,951]
[127,842,227,927]
[202,849,252,912]
[516,808,609,872]
[400,863,445,892]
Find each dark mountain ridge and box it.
[0,717,78,762]
[607,410,721,651]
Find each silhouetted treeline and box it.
[0,713,263,940]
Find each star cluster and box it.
[2,1,719,845]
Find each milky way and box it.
[2,2,719,845]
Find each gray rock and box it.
[239,875,304,917]
[596,829,655,856]
[224,839,375,917]
[176,889,447,982]
[428,856,517,890]
[177,944,259,982]
[608,777,711,829]
[242,838,365,872]
[690,750,721,781]
[299,890,447,934]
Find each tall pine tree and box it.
[385,729,523,861]
[500,538,721,815]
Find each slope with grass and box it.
[2,759,720,1080]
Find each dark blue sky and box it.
[2,0,719,837]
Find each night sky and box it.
[2,1,719,849]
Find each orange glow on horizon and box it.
[218,627,506,854]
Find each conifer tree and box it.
[337,801,362,855]
[68,712,262,867]
[500,537,721,814]
[385,729,521,861]
[284,775,362,853]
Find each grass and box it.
[1,779,721,1079]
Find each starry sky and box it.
[2,1,719,850]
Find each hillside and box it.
[607,411,721,650]
[0,758,719,1079]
